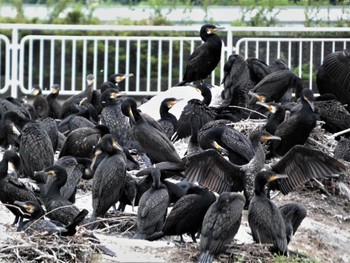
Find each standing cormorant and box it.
[133,166,170,239]
[146,185,216,243]
[158,97,179,139]
[248,171,289,255]
[32,85,49,118]
[199,192,246,263]
[46,84,61,119]
[122,97,182,164]
[92,134,127,220]
[176,24,223,86]
[0,150,39,225]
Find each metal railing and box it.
[0,24,349,98]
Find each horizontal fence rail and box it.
[0,24,349,98]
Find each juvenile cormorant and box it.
[15,200,88,236]
[270,88,317,156]
[146,185,216,243]
[248,171,289,255]
[32,85,49,118]
[133,166,170,239]
[199,192,246,263]
[122,97,182,164]
[92,134,127,220]
[0,150,39,225]
[158,97,179,139]
[220,54,252,108]
[176,24,223,86]
[46,84,61,119]
[316,49,350,110]
[33,165,82,225]
[59,124,110,159]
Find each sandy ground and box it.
[0,86,350,262]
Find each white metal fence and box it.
[0,24,349,98]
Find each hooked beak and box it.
[268,173,289,182]
[261,135,281,142]
[213,141,229,156]
[256,101,277,113]
[249,91,266,102]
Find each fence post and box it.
[10,27,19,98]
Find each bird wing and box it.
[183,149,244,194]
[270,145,346,195]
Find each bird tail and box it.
[62,209,89,236]
[144,231,165,241]
[198,250,214,263]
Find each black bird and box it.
[15,200,88,236]
[32,85,49,118]
[59,74,95,119]
[198,192,245,263]
[146,185,216,243]
[122,97,182,164]
[176,24,223,86]
[172,83,216,142]
[158,97,179,139]
[0,97,32,121]
[279,203,307,245]
[0,150,39,225]
[133,166,170,239]
[248,70,304,105]
[108,73,134,90]
[40,116,60,152]
[246,57,271,85]
[46,84,61,119]
[270,88,317,156]
[59,124,110,159]
[248,171,289,255]
[269,58,289,72]
[117,173,138,212]
[220,54,252,108]
[92,134,127,220]
[99,88,136,148]
[256,101,288,135]
[316,49,350,111]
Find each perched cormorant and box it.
[316,49,350,110]
[172,83,216,142]
[133,166,170,239]
[15,200,88,236]
[246,57,271,85]
[176,24,223,86]
[59,74,95,119]
[0,150,39,225]
[220,54,252,108]
[146,185,216,243]
[270,88,317,156]
[32,85,49,118]
[248,171,289,255]
[46,84,61,119]
[199,192,246,263]
[269,58,289,72]
[59,124,110,159]
[33,165,82,225]
[256,101,288,135]
[122,97,182,164]
[158,97,179,139]
[92,134,127,220]
[248,70,303,105]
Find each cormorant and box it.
[158,97,179,139]
[0,150,39,225]
[15,200,88,236]
[255,101,288,135]
[246,57,271,85]
[176,24,223,86]
[172,83,216,142]
[133,166,170,239]
[248,171,289,255]
[269,58,289,72]
[92,134,127,220]
[122,97,182,164]
[33,165,82,225]
[220,54,252,108]
[316,49,350,110]
[146,185,216,243]
[270,88,317,156]
[59,124,110,159]
[199,192,246,263]
[46,84,61,119]
[108,73,134,90]
[32,85,49,118]
[59,74,95,119]
[248,70,303,105]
